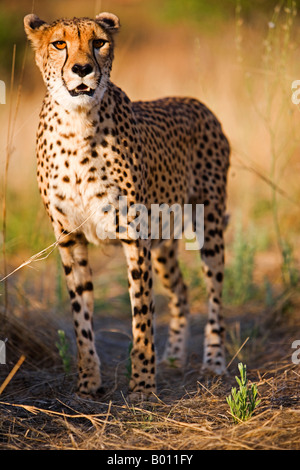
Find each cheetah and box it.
[24,12,230,399]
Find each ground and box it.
[1,246,300,450]
[1,0,300,451]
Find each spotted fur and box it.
[24,12,230,399]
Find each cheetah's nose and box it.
[71,63,93,77]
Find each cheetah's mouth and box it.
[69,83,95,97]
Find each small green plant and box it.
[56,329,72,375]
[223,221,256,305]
[280,240,299,289]
[226,362,260,423]
[167,357,178,368]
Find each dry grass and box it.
[0,287,300,450]
[1,359,300,450]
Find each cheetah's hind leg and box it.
[153,240,190,369]
[199,200,227,376]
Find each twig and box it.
[0,399,114,428]
[99,400,112,437]
[231,150,300,208]
[226,336,249,369]
[0,354,26,395]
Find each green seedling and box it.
[226,362,260,423]
[56,329,72,375]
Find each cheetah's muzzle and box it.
[69,83,95,97]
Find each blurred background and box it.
[0,0,299,345]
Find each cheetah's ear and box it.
[95,12,120,34]
[24,14,49,46]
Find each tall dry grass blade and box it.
[226,336,249,370]
[94,0,102,17]
[0,399,114,428]
[0,205,109,284]
[232,150,300,208]
[0,354,25,395]
[2,44,16,315]
[2,40,28,316]
[0,240,59,283]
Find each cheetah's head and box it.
[24,13,120,111]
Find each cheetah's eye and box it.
[93,39,107,49]
[52,41,67,50]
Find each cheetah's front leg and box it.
[57,230,101,395]
[122,239,156,400]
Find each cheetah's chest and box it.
[39,126,121,245]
